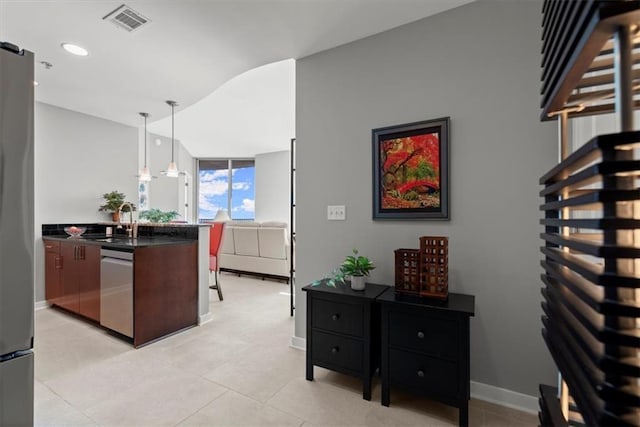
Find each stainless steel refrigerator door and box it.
[0,352,34,425]
[0,46,35,358]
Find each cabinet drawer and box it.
[312,298,363,337]
[312,330,363,373]
[388,310,458,359]
[389,348,459,398]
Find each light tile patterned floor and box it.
[34,274,538,426]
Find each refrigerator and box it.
[0,41,35,425]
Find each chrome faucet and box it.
[117,202,136,238]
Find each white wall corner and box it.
[289,335,537,414]
[35,300,50,311]
[290,335,306,351]
[198,312,213,325]
[470,381,538,414]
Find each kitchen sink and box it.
[93,237,134,244]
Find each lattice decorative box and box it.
[394,248,421,295]
[418,236,448,300]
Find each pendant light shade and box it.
[139,112,151,182]
[166,100,179,178]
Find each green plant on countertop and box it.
[139,208,179,223]
[312,248,375,287]
[98,190,136,213]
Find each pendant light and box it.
[138,112,151,182]
[166,100,179,178]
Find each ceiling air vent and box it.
[103,4,150,32]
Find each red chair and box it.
[209,222,226,301]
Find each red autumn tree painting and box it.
[379,132,440,210]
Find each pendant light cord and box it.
[144,114,148,167]
[165,100,178,176]
[171,102,175,163]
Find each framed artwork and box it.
[372,117,450,220]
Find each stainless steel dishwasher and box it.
[100,249,133,338]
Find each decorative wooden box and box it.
[394,236,449,300]
[418,236,448,300]
[394,249,421,295]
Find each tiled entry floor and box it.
[34,274,538,426]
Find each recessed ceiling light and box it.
[61,43,88,56]
[33,81,39,86]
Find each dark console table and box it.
[303,282,388,400]
[378,288,475,427]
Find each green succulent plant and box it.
[313,248,375,287]
[99,190,136,213]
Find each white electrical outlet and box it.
[327,205,346,220]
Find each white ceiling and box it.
[1,0,474,156]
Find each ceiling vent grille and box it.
[103,4,150,32]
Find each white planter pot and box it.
[350,275,365,291]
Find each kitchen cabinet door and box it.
[59,243,80,313]
[77,245,100,322]
[44,241,62,304]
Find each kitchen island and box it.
[42,222,210,347]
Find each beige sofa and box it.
[219,221,290,281]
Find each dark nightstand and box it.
[378,287,475,427]
[303,282,389,400]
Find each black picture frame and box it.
[372,117,450,220]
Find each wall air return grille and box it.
[103,4,150,32]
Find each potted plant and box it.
[138,208,179,223]
[314,248,375,291]
[99,190,136,222]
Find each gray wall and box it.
[34,102,138,302]
[255,150,290,225]
[295,0,557,397]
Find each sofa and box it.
[219,221,290,281]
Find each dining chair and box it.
[209,222,226,301]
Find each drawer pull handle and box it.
[417,331,425,339]
[331,346,339,354]
[417,370,425,378]
[331,314,340,321]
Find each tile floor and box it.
[34,274,538,426]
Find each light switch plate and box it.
[327,205,346,220]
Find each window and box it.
[198,159,255,221]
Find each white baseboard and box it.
[35,300,50,311]
[288,335,537,414]
[198,312,213,325]
[290,335,306,351]
[470,381,537,414]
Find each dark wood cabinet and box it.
[378,288,475,427]
[45,239,100,321]
[58,242,80,313]
[303,282,388,400]
[44,237,198,346]
[77,244,100,321]
[44,240,62,304]
[134,243,198,347]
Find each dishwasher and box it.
[100,249,133,338]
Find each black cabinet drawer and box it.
[389,348,459,398]
[312,330,363,373]
[389,310,458,359]
[312,297,363,337]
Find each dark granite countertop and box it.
[42,234,195,250]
